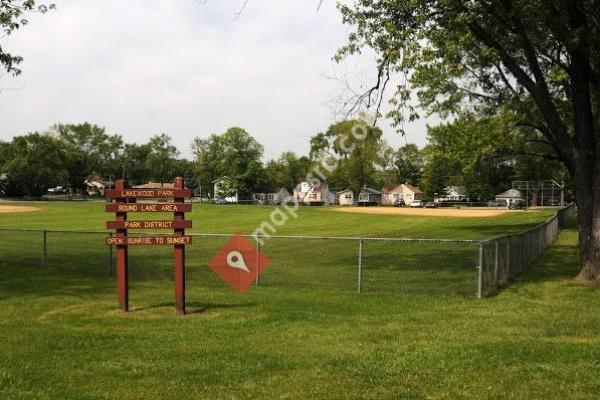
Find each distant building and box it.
[293,181,335,205]
[254,188,291,204]
[336,189,354,206]
[132,181,175,190]
[495,189,524,205]
[436,186,469,202]
[358,187,382,206]
[381,182,423,205]
[84,176,114,196]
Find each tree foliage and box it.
[337,0,599,280]
[0,1,55,80]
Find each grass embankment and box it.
[0,218,598,399]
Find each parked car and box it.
[212,198,230,205]
[496,199,507,207]
[47,185,68,194]
[548,199,561,206]
[424,201,439,208]
[410,200,424,208]
[393,198,405,207]
[508,200,526,210]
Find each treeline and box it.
[0,115,568,199]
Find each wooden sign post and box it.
[106,178,192,314]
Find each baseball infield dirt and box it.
[330,206,510,218]
[0,205,41,214]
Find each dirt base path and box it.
[330,206,510,218]
[0,205,41,214]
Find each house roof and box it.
[496,189,523,199]
[296,181,328,192]
[84,175,113,187]
[444,186,467,196]
[336,189,353,195]
[132,182,175,189]
[382,183,401,193]
[403,182,423,194]
[360,187,382,195]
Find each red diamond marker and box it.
[209,232,269,293]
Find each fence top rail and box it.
[0,227,480,243]
[481,202,575,243]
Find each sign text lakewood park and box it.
[105,178,192,314]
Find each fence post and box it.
[42,230,47,269]
[357,239,364,293]
[477,240,484,298]
[494,239,499,289]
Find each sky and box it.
[0,0,433,160]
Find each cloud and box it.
[0,0,430,159]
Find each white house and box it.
[84,175,114,196]
[358,187,382,205]
[254,188,291,204]
[495,189,524,205]
[213,177,238,203]
[336,189,354,206]
[436,186,469,202]
[293,181,335,205]
[381,183,423,205]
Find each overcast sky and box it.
[0,0,432,160]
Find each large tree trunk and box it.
[574,166,600,282]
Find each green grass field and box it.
[0,202,555,296]
[0,201,556,238]
[1,203,598,399]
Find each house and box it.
[254,188,291,204]
[358,187,382,206]
[132,181,175,189]
[253,193,267,203]
[84,176,114,196]
[293,181,335,205]
[213,177,238,203]
[336,189,354,206]
[495,189,524,205]
[436,186,469,202]
[380,182,423,205]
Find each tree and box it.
[145,134,180,184]
[118,143,152,185]
[1,133,68,196]
[0,1,54,83]
[265,152,312,191]
[337,0,600,281]
[52,123,123,190]
[192,127,265,198]
[192,133,225,194]
[314,119,384,192]
[393,144,424,185]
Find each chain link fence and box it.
[0,204,575,297]
[477,203,576,296]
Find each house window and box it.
[309,192,317,199]
[359,194,369,201]
[345,194,352,199]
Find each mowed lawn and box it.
[1,203,598,399]
[0,217,598,398]
[0,201,556,238]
